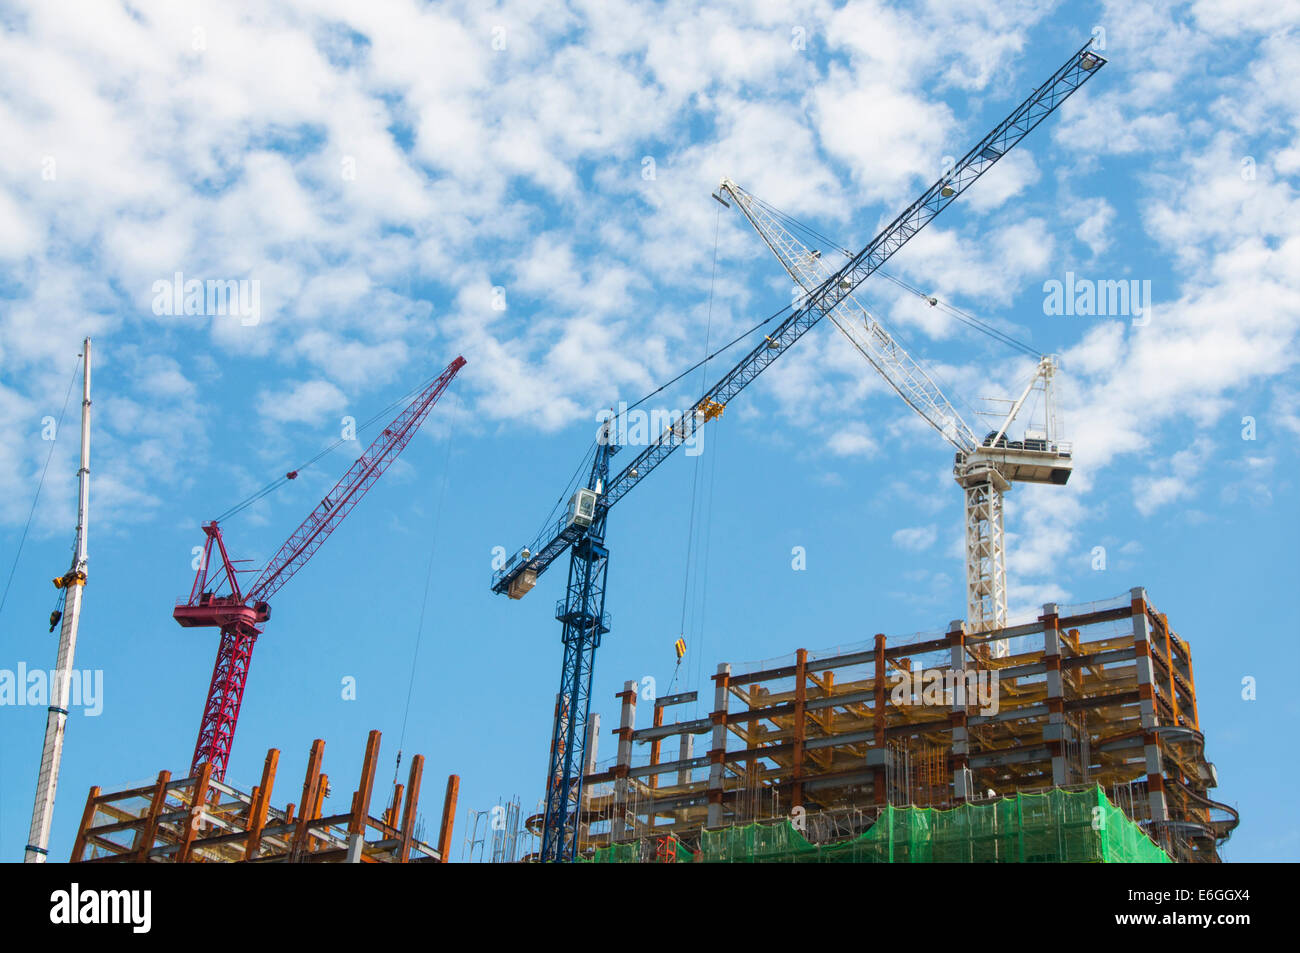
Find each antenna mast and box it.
[25,337,92,862]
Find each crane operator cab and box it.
[968,428,1073,486]
[567,487,598,529]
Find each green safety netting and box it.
[584,786,1169,863]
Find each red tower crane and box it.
[174,355,466,780]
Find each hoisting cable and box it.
[515,295,803,559]
[512,293,801,559]
[744,191,1040,358]
[47,552,71,633]
[675,204,722,689]
[0,355,81,626]
[875,270,1039,358]
[533,439,598,547]
[689,216,727,704]
[690,387,723,715]
[748,192,853,259]
[214,370,450,524]
[393,415,456,787]
[611,296,798,424]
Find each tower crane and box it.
[491,42,1104,860]
[174,355,466,781]
[718,179,1072,645]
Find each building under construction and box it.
[19,44,1241,867]
[572,588,1236,863]
[67,729,458,863]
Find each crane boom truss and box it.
[250,356,467,602]
[718,179,980,453]
[494,42,1105,861]
[726,183,1085,640]
[492,40,1105,600]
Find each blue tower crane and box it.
[493,40,1106,862]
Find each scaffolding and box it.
[69,729,459,863]
[587,786,1170,863]
[578,588,1236,863]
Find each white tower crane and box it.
[717,181,1072,648]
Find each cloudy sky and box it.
[1,0,1297,861]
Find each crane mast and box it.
[959,354,1072,641]
[538,431,615,862]
[24,338,91,863]
[175,355,465,780]
[493,41,1104,860]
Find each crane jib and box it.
[491,42,1105,596]
[249,355,467,602]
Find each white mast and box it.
[24,337,91,863]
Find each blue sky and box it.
[1,0,1298,862]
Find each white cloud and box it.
[892,524,937,551]
[964,150,1041,214]
[813,74,954,206]
[1133,438,1212,516]
[1072,197,1117,258]
[826,423,878,458]
[258,379,348,425]
[0,0,1294,639]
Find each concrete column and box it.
[824,670,835,735]
[705,663,730,828]
[677,732,694,788]
[345,832,364,863]
[791,648,808,808]
[676,732,694,825]
[1041,603,1068,786]
[611,682,637,841]
[584,713,601,772]
[868,634,888,803]
[579,714,600,844]
[1131,587,1169,823]
[947,619,971,802]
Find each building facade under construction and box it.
[573,588,1236,863]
